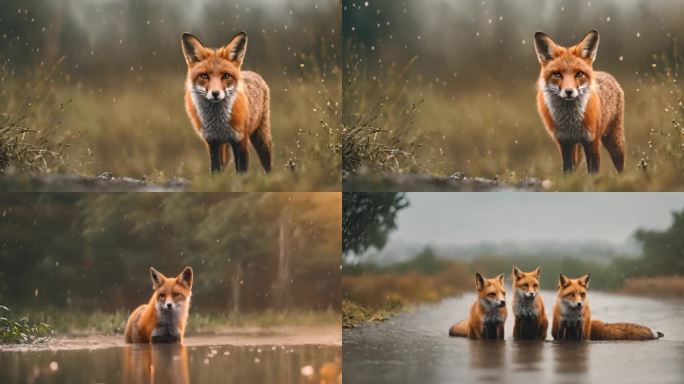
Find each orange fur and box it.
[511,266,548,340]
[534,30,625,173]
[181,32,272,173]
[124,267,193,344]
[552,274,662,341]
[449,273,507,340]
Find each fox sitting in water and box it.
[449,272,507,340]
[512,266,548,340]
[552,273,663,341]
[124,267,193,344]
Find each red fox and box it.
[534,30,625,174]
[181,32,272,174]
[512,266,548,340]
[449,272,507,340]
[124,267,193,344]
[552,273,663,341]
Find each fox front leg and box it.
[559,140,576,173]
[230,140,249,173]
[208,140,222,173]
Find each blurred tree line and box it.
[344,0,684,88]
[0,0,338,79]
[0,193,341,313]
[343,193,684,291]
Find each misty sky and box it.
[388,193,684,246]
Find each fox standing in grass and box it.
[124,267,193,344]
[534,29,625,174]
[552,273,663,341]
[449,272,507,340]
[512,266,548,340]
[181,32,272,174]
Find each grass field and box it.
[0,60,341,191]
[2,307,339,340]
[343,55,684,191]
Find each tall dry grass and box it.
[343,49,684,191]
[1,54,341,191]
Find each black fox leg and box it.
[559,141,575,173]
[230,141,249,173]
[582,139,600,173]
[250,130,272,172]
[208,141,222,173]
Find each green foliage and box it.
[342,192,408,257]
[633,208,684,275]
[0,193,341,314]
[0,305,52,344]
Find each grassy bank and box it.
[343,54,684,191]
[1,62,341,191]
[617,275,684,298]
[1,308,339,342]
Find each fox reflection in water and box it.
[121,344,189,384]
[469,340,588,375]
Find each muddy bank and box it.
[343,172,544,192]
[0,173,187,192]
[0,325,341,352]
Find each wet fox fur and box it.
[449,272,507,340]
[552,274,663,341]
[534,30,625,174]
[182,32,272,174]
[512,266,548,340]
[124,267,193,344]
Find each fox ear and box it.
[150,267,167,290]
[579,273,591,288]
[181,33,208,65]
[577,30,599,63]
[558,274,571,288]
[177,267,193,289]
[534,31,560,65]
[512,266,523,280]
[475,272,487,291]
[223,32,248,66]
[496,273,505,285]
[533,266,541,277]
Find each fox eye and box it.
[173,292,181,298]
[158,294,165,299]
[199,73,209,80]
[222,73,231,80]
[580,292,586,297]
[533,284,538,289]
[575,71,584,78]
[488,293,496,297]
[522,283,528,288]
[552,72,562,78]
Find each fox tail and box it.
[449,319,469,337]
[591,319,663,340]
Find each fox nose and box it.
[576,302,583,308]
[564,89,574,97]
[166,303,173,309]
[211,90,220,99]
[499,300,506,307]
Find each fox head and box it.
[475,272,506,311]
[150,267,193,316]
[534,30,599,101]
[557,273,590,311]
[512,266,541,300]
[181,32,248,103]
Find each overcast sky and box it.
[387,193,684,246]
